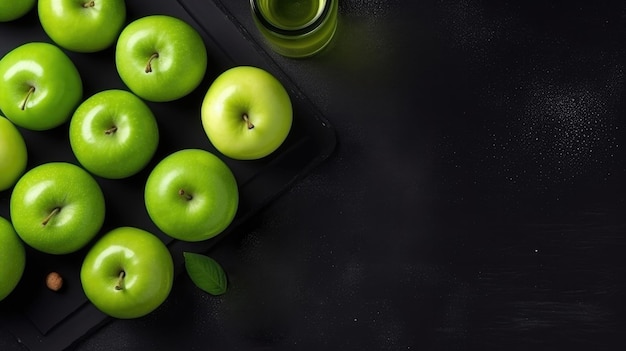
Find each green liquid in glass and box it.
[265,0,320,29]
[252,0,338,58]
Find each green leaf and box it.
[183,252,228,295]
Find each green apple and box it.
[115,15,208,102]
[10,162,105,254]
[0,42,83,131]
[144,149,238,242]
[201,66,293,160]
[0,115,27,191]
[80,226,174,319]
[69,89,159,179]
[38,0,126,53]
[0,216,26,302]
[0,0,36,22]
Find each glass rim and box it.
[250,0,333,36]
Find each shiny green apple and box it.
[10,162,105,254]
[38,0,126,53]
[115,15,207,102]
[144,149,239,242]
[0,115,27,191]
[0,0,36,22]
[0,42,83,131]
[80,226,174,319]
[0,216,26,301]
[69,89,159,179]
[201,66,292,160]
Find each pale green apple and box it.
[201,66,292,160]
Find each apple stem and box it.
[145,53,159,73]
[115,271,125,290]
[243,114,255,130]
[21,86,35,111]
[178,189,193,201]
[105,126,118,135]
[42,207,61,226]
[83,0,95,7]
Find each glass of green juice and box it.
[250,0,338,58]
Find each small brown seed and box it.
[46,272,63,292]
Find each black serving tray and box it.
[0,0,336,349]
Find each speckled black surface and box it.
[2,0,626,350]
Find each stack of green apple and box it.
[0,0,293,319]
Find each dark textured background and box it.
[2,0,626,349]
